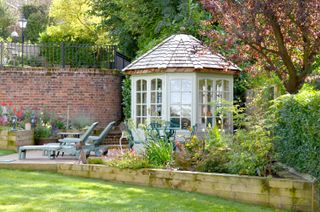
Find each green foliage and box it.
[104,152,152,169]
[0,0,13,38]
[34,125,52,139]
[91,0,210,58]
[122,76,131,120]
[41,0,108,44]
[144,138,173,167]
[87,157,105,165]
[22,4,48,43]
[227,128,273,176]
[269,89,320,178]
[180,100,274,177]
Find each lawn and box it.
[0,149,16,156]
[0,169,284,212]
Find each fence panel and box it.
[0,42,129,70]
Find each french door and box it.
[134,77,163,126]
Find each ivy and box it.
[122,76,131,120]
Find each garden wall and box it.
[0,67,122,127]
[0,130,34,150]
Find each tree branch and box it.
[266,10,298,79]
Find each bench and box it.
[19,145,62,160]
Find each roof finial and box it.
[179,26,186,34]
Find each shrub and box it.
[270,89,320,178]
[34,125,52,139]
[227,127,273,176]
[87,157,105,165]
[144,139,173,167]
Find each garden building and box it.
[123,34,240,131]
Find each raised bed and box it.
[0,162,317,212]
[57,164,318,212]
[0,130,34,150]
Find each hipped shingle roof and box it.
[123,34,240,72]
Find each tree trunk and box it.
[286,75,303,94]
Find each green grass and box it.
[0,149,16,156]
[0,169,284,212]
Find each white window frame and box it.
[197,74,233,131]
[131,75,165,126]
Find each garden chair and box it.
[124,122,145,155]
[57,122,99,158]
[84,121,116,156]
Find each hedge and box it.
[270,90,320,179]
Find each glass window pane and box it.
[182,80,192,91]
[142,105,147,116]
[208,105,213,116]
[136,93,141,104]
[157,92,162,103]
[136,80,141,91]
[170,105,181,116]
[151,79,156,90]
[182,105,191,117]
[182,93,192,104]
[157,105,162,116]
[136,118,141,125]
[170,92,181,104]
[223,92,230,101]
[224,80,229,91]
[170,118,180,128]
[142,93,147,103]
[181,118,191,129]
[136,105,141,116]
[170,80,181,91]
[151,105,157,116]
[207,92,213,103]
[142,80,147,91]
[207,117,213,126]
[199,92,205,104]
[199,80,205,91]
[157,80,162,91]
[151,92,156,103]
[216,80,222,92]
[201,105,207,116]
[207,80,213,92]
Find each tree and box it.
[22,4,48,43]
[40,0,108,44]
[91,0,210,58]
[200,0,320,93]
[0,0,13,38]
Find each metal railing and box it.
[0,42,130,70]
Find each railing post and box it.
[60,42,65,68]
[112,45,117,69]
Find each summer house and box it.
[123,34,240,131]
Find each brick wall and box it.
[0,67,123,127]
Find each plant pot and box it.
[35,137,59,145]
